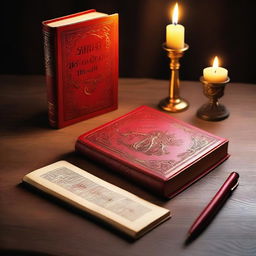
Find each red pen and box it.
[186,172,239,243]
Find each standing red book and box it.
[75,106,229,198]
[42,10,118,128]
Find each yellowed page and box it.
[23,161,171,238]
[47,12,108,27]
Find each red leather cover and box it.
[75,106,229,198]
[42,10,118,128]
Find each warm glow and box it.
[204,55,228,83]
[172,3,179,25]
[213,56,219,69]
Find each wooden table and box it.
[1,75,256,256]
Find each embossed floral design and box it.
[136,159,176,174]
[120,130,183,156]
[177,135,211,161]
[86,109,219,176]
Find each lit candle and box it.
[203,56,228,83]
[166,3,185,49]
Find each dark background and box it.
[2,0,256,83]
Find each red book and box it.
[75,106,229,198]
[42,10,118,128]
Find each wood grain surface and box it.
[0,75,255,256]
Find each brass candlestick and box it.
[159,43,189,112]
[197,76,230,121]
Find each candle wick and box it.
[174,22,177,25]
[214,69,217,74]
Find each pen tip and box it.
[184,233,192,245]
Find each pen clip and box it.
[231,180,239,191]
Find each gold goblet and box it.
[197,76,230,121]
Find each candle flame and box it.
[213,56,219,69]
[172,3,179,25]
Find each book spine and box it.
[75,141,164,196]
[42,25,58,128]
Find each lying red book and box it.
[42,10,118,128]
[75,106,229,198]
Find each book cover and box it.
[75,106,229,198]
[23,161,170,239]
[42,10,118,128]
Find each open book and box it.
[23,161,170,239]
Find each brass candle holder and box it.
[197,76,230,121]
[159,43,189,112]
